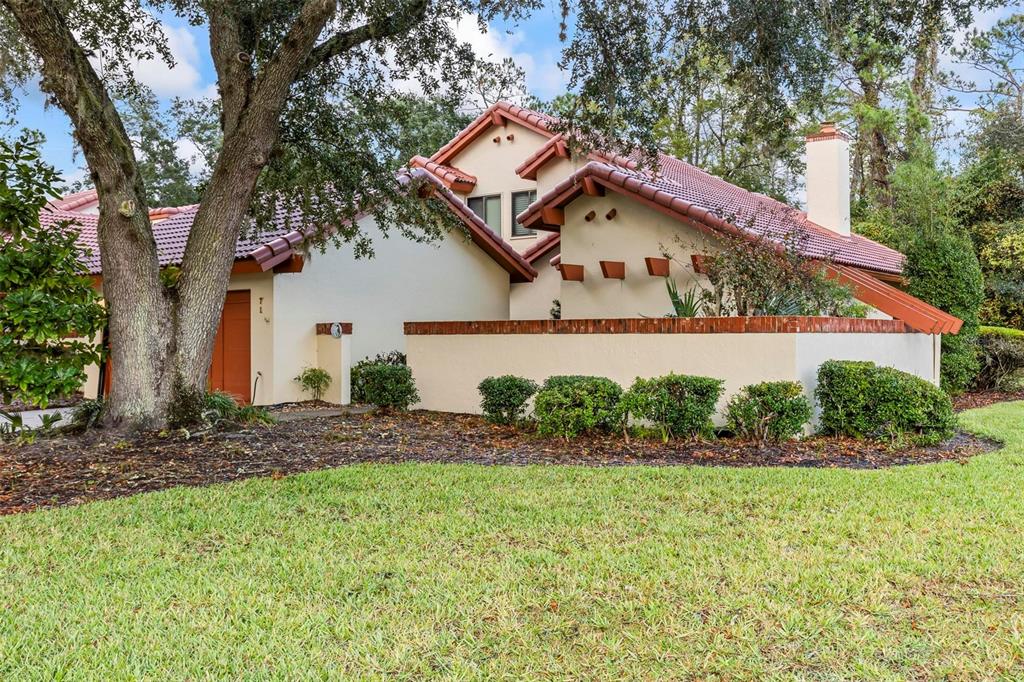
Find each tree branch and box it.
[300,0,429,76]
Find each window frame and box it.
[510,190,537,238]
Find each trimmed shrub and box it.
[725,381,811,444]
[976,326,1024,389]
[816,360,956,445]
[620,374,724,440]
[478,375,538,425]
[294,367,332,402]
[534,376,622,439]
[351,351,406,403]
[361,364,419,411]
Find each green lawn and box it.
[1,404,1023,680]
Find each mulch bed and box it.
[953,390,1024,412]
[0,411,999,516]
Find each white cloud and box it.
[174,137,208,177]
[132,23,206,98]
[88,18,210,99]
[451,17,568,100]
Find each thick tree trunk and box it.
[857,74,892,207]
[5,0,426,429]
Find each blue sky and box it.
[6,2,1019,185]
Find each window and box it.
[468,195,502,235]
[511,190,537,237]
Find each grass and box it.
[1,403,1023,680]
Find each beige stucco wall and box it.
[446,120,549,254]
[268,213,511,403]
[408,332,795,420]
[559,193,719,319]
[510,251,561,319]
[407,330,938,424]
[314,333,352,405]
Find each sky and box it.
[5,2,1019,186]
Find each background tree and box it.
[0,133,105,408]
[0,0,840,429]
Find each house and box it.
[55,102,959,414]
[51,174,537,406]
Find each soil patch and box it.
[953,390,1024,412]
[0,411,999,516]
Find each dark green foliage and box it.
[904,229,985,393]
[71,398,105,431]
[620,374,723,440]
[534,376,623,439]
[477,375,538,425]
[0,134,105,409]
[170,386,274,429]
[294,367,332,402]
[725,381,811,444]
[976,326,1024,390]
[816,360,956,446]
[360,365,419,411]
[691,231,859,317]
[351,351,406,404]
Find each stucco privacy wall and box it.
[269,214,511,404]
[405,320,937,423]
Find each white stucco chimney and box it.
[805,122,851,237]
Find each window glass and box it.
[468,195,502,235]
[511,190,537,237]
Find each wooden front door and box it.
[209,290,252,403]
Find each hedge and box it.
[815,360,956,445]
[533,376,623,439]
[725,381,811,444]
[620,374,723,440]
[478,375,538,425]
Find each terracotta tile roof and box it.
[409,156,476,193]
[519,158,905,276]
[45,176,535,282]
[47,188,100,212]
[826,263,961,334]
[514,134,570,180]
[520,232,560,264]
[429,101,557,166]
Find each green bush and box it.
[171,388,275,428]
[351,351,406,403]
[816,360,956,445]
[71,398,105,431]
[725,381,811,444]
[976,326,1024,389]
[534,376,622,439]
[478,375,538,425]
[620,374,723,440]
[361,364,419,411]
[904,229,985,393]
[294,366,332,402]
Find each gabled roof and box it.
[409,156,476,193]
[400,168,536,282]
[519,158,905,276]
[429,101,557,166]
[46,173,536,283]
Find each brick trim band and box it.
[315,322,353,335]
[404,317,916,335]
